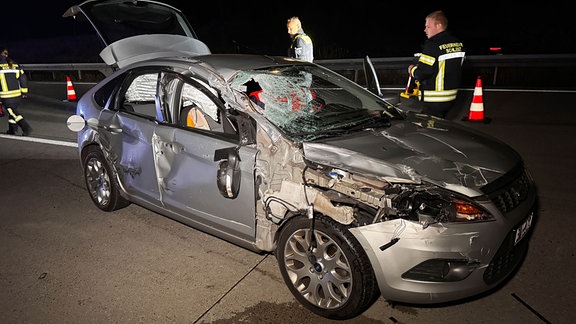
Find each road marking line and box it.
[0,134,77,147]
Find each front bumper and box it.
[350,199,536,304]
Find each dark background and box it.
[2,1,574,63]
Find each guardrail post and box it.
[493,67,498,86]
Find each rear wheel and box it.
[276,214,380,320]
[82,146,130,212]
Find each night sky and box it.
[3,1,574,64]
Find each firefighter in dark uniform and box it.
[408,10,465,118]
[287,16,314,63]
[1,48,32,136]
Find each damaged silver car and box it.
[65,0,537,320]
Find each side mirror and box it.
[214,147,241,199]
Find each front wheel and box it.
[276,214,380,320]
[81,145,130,212]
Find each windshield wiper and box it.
[290,115,390,141]
[346,115,391,131]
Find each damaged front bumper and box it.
[350,196,536,304]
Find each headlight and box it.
[453,199,490,221]
[393,188,493,226]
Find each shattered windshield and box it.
[231,65,402,141]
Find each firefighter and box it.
[287,16,314,63]
[1,47,32,136]
[408,10,465,118]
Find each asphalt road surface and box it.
[1,89,575,323]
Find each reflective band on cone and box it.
[66,76,77,101]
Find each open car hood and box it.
[302,114,521,197]
[63,0,210,68]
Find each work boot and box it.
[6,124,17,135]
[19,120,33,136]
[22,127,33,136]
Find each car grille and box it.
[483,223,531,285]
[482,163,535,285]
[490,170,531,213]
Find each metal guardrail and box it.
[23,63,114,83]
[22,54,576,90]
[315,54,576,89]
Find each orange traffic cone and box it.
[65,76,77,101]
[464,76,490,123]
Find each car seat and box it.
[180,104,210,130]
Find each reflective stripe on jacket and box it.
[0,62,28,99]
[411,31,465,103]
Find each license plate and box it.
[514,212,533,246]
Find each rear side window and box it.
[94,74,123,108]
[120,72,160,119]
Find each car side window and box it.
[94,74,123,108]
[156,71,239,138]
[120,72,161,120]
[168,80,221,133]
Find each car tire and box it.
[82,145,130,212]
[276,214,380,320]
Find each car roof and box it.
[191,54,312,80]
[119,54,312,81]
[64,0,210,68]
